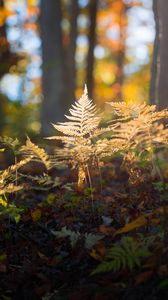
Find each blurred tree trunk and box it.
[157,0,168,109]
[150,0,168,109]
[66,0,79,103]
[40,0,66,136]
[113,2,127,100]
[150,0,160,106]
[0,0,8,79]
[0,0,18,134]
[0,0,7,134]
[86,0,98,98]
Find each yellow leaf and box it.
[115,215,159,235]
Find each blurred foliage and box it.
[0,95,40,138]
[0,0,154,136]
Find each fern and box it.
[108,102,168,150]
[19,173,61,190]
[51,226,104,249]
[91,236,153,275]
[47,87,126,187]
[47,86,102,186]
[0,157,32,196]
[0,157,32,182]
[108,102,168,123]
[22,137,51,170]
[46,91,168,186]
[103,102,168,182]
[49,85,100,139]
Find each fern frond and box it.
[0,157,32,186]
[106,102,168,158]
[19,173,61,189]
[46,87,102,186]
[0,157,31,197]
[0,184,23,195]
[91,236,153,275]
[49,86,100,139]
[22,137,51,170]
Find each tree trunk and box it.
[66,0,79,103]
[113,2,127,100]
[149,0,160,106]
[150,0,168,109]
[0,0,16,133]
[86,0,98,99]
[40,0,66,136]
[157,0,168,110]
[0,0,7,79]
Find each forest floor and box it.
[0,158,168,300]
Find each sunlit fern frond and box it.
[107,102,147,122]
[108,103,168,149]
[0,157,32,196]
[53,137,96,167]
[19,173,61,189]
[108,102,168,125]
[47,87,100,164]
[0,183,23,195]
[95,138,128,159]
[0,157,32,186]
[48,85,100,140]
[22,137,51,170]
[46,86,102,187]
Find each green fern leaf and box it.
[91,236,153,275]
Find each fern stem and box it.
[15,156,18,186]
[97,157,102,192]
[86,164,94,214]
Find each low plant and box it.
[47,90,168,189]
[91,235,154,275]
[0,156,32,222]
[51,226,104,249]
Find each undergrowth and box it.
[1,87,168,299]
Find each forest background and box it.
[0,0,167,137]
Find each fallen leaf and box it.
[114,215,159,235]
[135,271,153,285]
[99,225,115,235]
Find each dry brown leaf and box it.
[99,224,115,235]
[135,271,153,285]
